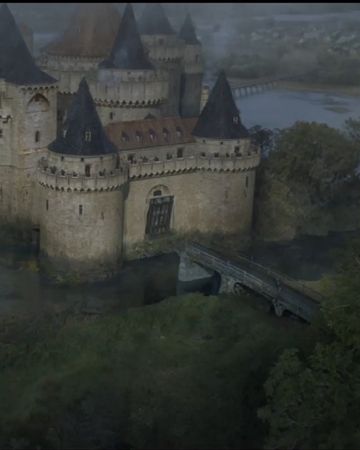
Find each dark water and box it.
[245,230,360,281]
[0,247,179,318]
[1,230,358,317]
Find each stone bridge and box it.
[228,72,311,98]
[178,242,322,322]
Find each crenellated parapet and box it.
[37,165,128,192]
[128,152,260,180]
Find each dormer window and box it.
[121,132,129,143]
[135,131,142,143]
[85,130,92,142]
[233,116,239,124]
[176,127,183,138]
[163,128,169,141]
[149,129,157,142]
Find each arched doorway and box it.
[145,186,174,237]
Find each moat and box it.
[1,230,358,318]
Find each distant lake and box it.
[34,33,360,131]
[237,89,360,130]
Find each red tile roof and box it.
[105,116,198,151]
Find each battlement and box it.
[37,165,128,192]
[141,35,184,63]
[128,152,260,180]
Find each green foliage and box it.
[254,121,360,239]
[0,293,312,449]
[259,240,360,450]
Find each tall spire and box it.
[0,4,55,85]
[192,71,249,139]
[139,3,175,35]
[43,3,121,58]
[49,78,116,156]
[99,3,153,70]
[178,13,200,45]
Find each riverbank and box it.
[278,80,360,97]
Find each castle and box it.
[0,3,260,278]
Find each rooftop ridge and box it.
[0,3,55,85]
[139,3,175,35]
[99,3,153,71]
[178,13,200,45]
[192,70,249,139]
[43,3,121,58]
[49,77,117,156]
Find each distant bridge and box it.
[228,73,310,98]
[179,242,322,322]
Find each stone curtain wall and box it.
[123,168,257,254]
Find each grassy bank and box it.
[0,292,317,450]
[278,80,360,97]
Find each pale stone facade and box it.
[0,3,261,280]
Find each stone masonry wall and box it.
[39,186,125,275]
[123,168,257,254]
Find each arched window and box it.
[27,93,50,113]
[35,130,40,143]
[84,130,92,142]
[149,129,157,142]
[175,127,183,138]
[135,131,142,143]
[162,128,169,141]
[121,132,129,142]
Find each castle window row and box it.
[119,127,184,145]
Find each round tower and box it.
[178,13,204,118]
[38,78,127,279]
[0,3,57,231]
[97,3,168,125]
[38,3,122,132]
[138,3,184,117]
[192,70,260,234]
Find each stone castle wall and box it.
[122,149,259,253]
[0,81,57,227]
[39,186,125,276]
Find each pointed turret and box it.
[99,3,153,70]
[139,3,175,35]
[49,78,116,156]
[0,4,55,85]
[43,3,121,58]
[178,13,200,45]
[192,71,249,139]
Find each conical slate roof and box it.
[139,3,175,35]
[99,3,153,70]
[178,13,200,45]
[49,78,117,156]
[0,4,55,85]
[43,3,121,58]
[192,71,249,139]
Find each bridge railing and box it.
[186,241,324,304]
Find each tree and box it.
[258,240,360,450]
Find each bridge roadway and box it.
[184,242,323,322]
[228,72,310,98]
